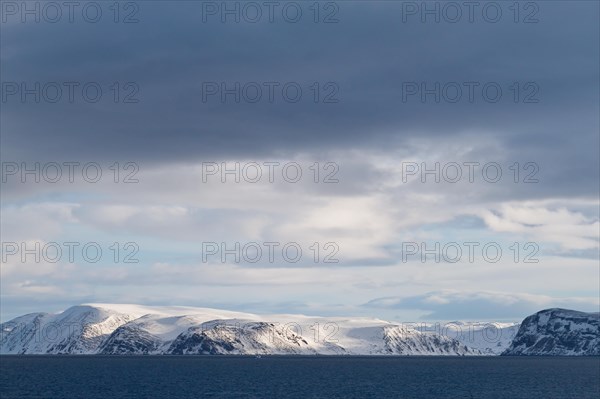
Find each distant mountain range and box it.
[1,304,597,356]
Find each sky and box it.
[1,0,599,322]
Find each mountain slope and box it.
[383,326,478,355]
[502,308,600,356]
[439,322,520,355]
[0,305,139,354]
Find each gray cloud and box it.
[2,3,598,184]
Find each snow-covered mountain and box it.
[415,321,520,355]
[502,308,600,356]
[1,304,480,355]
[8,304,594,356]
[0,305,139,354]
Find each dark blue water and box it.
[1,356,599,398]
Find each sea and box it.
[1,356,599,398]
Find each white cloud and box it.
[365,290,600,320]
[479,202,599,251]
[0,202,79,242]
[1,144,598,319]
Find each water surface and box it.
[1,356,599,398]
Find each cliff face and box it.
[502,308,600,356]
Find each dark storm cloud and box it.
[1,1,598,197]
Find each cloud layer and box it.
[1,1,598,321]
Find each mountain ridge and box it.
[2,304,597,356]
[1,303,480,355]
